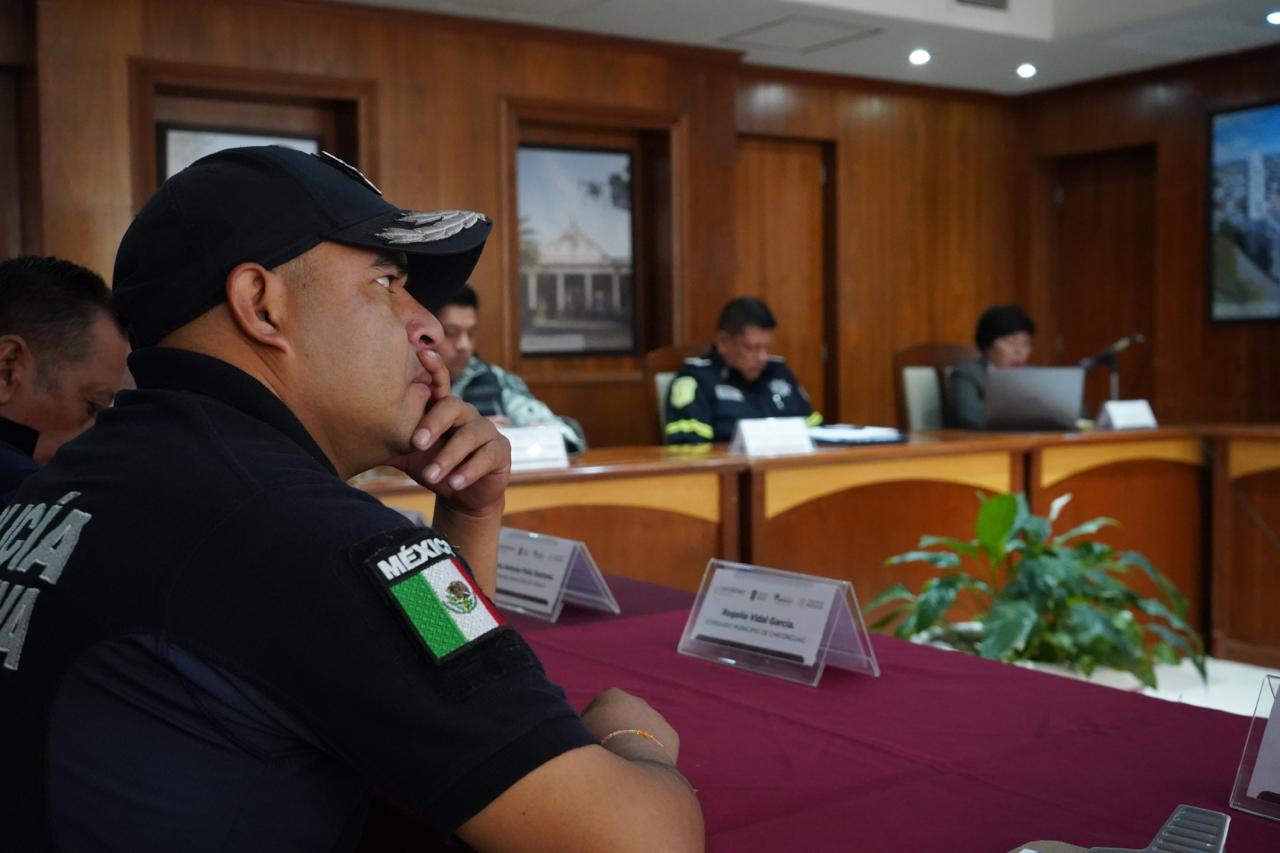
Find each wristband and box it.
[600,728,666,751]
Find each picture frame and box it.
[1207,100,1280,322]
[156,122,322,184]
[516,144,638,356]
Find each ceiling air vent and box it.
[956,0,1009,10]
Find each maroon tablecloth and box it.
[363,578,1277,851]
[519,580,1277,852]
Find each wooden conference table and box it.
[360,425,1280,663]
[362,577,1279,852]
[364,445,745,591]
[1207,425,1280,668]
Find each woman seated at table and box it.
[947,304,1035,429]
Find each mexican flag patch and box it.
[362,529,505,661]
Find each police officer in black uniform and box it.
[0,256,130,499]
[663,297,822,444]
[0,147,702,852]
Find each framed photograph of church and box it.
[1208,101,1280,322]
[516,145,636,355]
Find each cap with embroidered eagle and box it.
[110,146,492,348]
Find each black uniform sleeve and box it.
[163,482,594,839]
[662,367,715,444]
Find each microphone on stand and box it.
[1079,333,1146,370]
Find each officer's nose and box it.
[407,306,445,356]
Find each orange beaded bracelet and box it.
[599,728,666,750]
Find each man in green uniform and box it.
[428,285,586,452]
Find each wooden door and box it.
[0,71,21,257]
[733,136,830,414]
[1050,146,1156,415]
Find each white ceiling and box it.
[339,0,1280,93]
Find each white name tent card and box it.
[498,425,570,472]
[729,417,815,457]
[1231,674,1280,822]
[494,527,619,622]
[1096,399,1158,431]
[678,560,880,686]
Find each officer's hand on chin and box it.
[387,349,512,516]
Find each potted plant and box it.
[867,492,1205,688]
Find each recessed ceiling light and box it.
[908,48,931,66]
[1267,11,1280,25]
[1016,63,1038,79]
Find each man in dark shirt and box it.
[664,297,821,444]
[0,256,130,497]
[0,147,701,852]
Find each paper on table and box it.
[808,424,902,443]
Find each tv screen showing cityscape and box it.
[1210,102,1280,321]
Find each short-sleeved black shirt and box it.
[0,348,594,852]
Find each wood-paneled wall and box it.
[1018,47,1280,424]
[21,0,1279,441]
[29,0,739,447]
[733,69,1020,426]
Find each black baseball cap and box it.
[111,146,492,347]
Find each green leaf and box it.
[1071,541,1113,564]
[978,600,1038,660]
[976,493,1019,564]
[911,579,960,632]
[1131,657,1157,689]
[1117,551,1188,617]
[866,583,915,612]
[1147,623,1207,682]
[1052,516,1118,546]
[1152,641,1179,665]
[1009,492,1033,535]
[886,550,961,570]
[917,535,979,558]
[1022,516,1051,545]
[1134,597,1200,647]
[1066,602,1138,665]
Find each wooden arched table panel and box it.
[1208,427,1280,667]
[501,504,721,591]
[745,437,1029,620]
[1027,430,1208,633]
[360,447,745,593]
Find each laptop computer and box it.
[983,366,1085,431]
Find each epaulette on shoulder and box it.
[685,356,712,367]
[767,355,786,363]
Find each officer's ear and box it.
[224,262,290,354]
[0,335,34,405]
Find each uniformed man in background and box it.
[0,256,130,498]
[663,297,821,444]
[426,284,586,452]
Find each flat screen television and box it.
[1208,101,1280,322]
